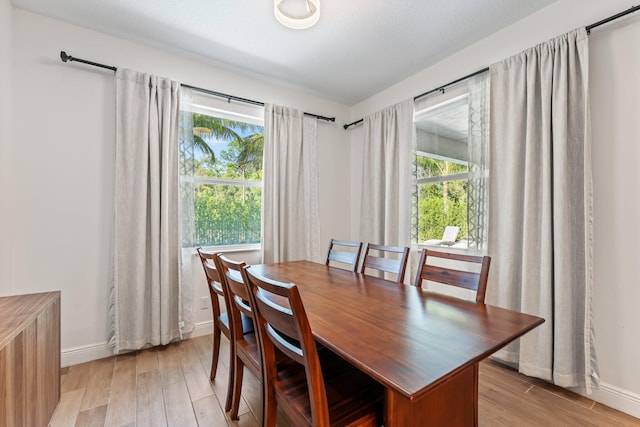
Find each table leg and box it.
[384,363,479,427]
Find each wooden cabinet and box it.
[0,292,61,427]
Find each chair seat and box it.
[236,331,260,373]
[219,311,254,335]
[274,350,383,427]
[211,280,224,295]
[238,333,295,375]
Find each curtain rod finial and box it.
[60,51,70,63]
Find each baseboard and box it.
[185,320,213,338]
[60,321,214,367]
[61,342,115,367]
[589,381,640,419]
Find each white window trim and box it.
[417,150,467,166]
[192,176,262,188]
[418,172,469,185]
[183,100,264,249]
[193,243,262,253]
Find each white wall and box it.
[348,0,640,417]
[7,8,351,365]
[0,0,13,296]
[590,11,640,414]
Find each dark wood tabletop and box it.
[249,260,544,401]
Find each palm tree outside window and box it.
[179,103,264,248]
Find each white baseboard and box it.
[61,342,115,367]
[185,320,213,339]
[60,321,214,368]
[589,381,640,419]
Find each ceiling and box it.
[11,0,555,105]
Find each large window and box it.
[415,94,470,247]
[180,104,264,248]
[413,74,489,251]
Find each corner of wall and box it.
[0,0,14,295]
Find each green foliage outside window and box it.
[193,183,261,246]
[417,155,469,243]
[182,112,264,247]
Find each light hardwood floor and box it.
[50,334,640,427]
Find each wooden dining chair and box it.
[212,253,261,420]
[243,266,383,427]
[414,248,491,303]
[196,248,236,412]
[359,243,410,283]
[324,238,363,272]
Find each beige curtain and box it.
[467,73,491,252]
[359,99,414,262]
[487,28,598,392]
[262,104,321,263]
[112,69,181,352]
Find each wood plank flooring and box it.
[50,334,640,426]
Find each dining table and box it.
[249,260,544,427]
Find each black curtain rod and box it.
[59,51,336,123]
[342,66,489,130]
[586,4,640,34]
[412,67,490,101]
[343,4,640,130]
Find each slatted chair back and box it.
[244,266,330,426]
[212,253,261,420]
[215,253,254,327]
[324,239,363,272]
[414,249,491,304]
[245,266,383,427]
[197,248,224,299]
[359,243,410,283]
[196,247,231,388]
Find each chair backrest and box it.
[213,253,254,339]
[359,243,410,283]
[196,247,224,305]
[325,239,363,272]
[414,249,491,303]
[243,266,330,426]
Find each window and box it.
[180,103,264,248]
[413,74,490,250]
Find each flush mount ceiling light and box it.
[274,0,320,30]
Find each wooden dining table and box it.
[249,260,544,427]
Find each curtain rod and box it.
[342,67,490,130]
[586,4,640,34]
[343,4,640,130]
[342,66,490,130]
[59,51,336,123]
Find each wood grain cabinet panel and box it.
[0,292,61,427]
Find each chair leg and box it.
[229,357,245,420]
[210,325,221,380]
[224,337,235,412]
[263,382,277,427]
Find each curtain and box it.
[467,73,490,252]
[359,99,414,278]
[262,103,321,263]
[487,28,597,392]
[178,87,195,335]
[112,69,182,352]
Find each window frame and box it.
[414,88,472,250]
[181,96,264,250]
